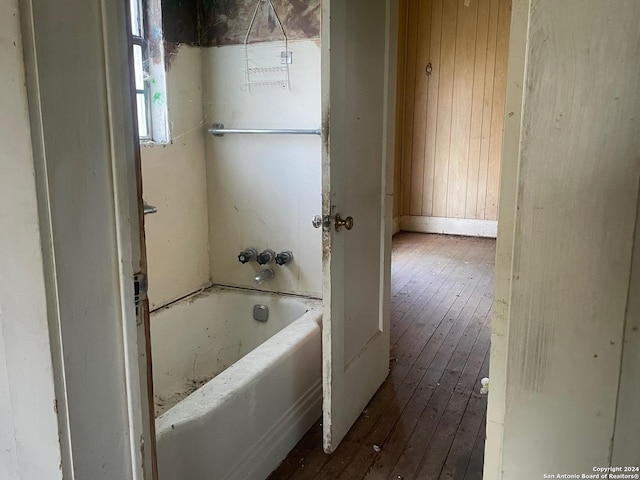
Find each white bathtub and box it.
[151,286,322,480]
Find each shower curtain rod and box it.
[209,123,321,137]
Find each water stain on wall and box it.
[162,0,320,47]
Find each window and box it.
[129,0,170,143]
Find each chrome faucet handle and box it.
[257,249,275,265]
[275,251,293,266]
[238,248,258,264]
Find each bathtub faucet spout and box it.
[255,268,275,285]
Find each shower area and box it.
[139,1,324,478]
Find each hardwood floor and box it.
[269,232,496,480]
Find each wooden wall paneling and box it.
[394,0,409,219]
[409,0,434,215]
[447,0,479,218]
[465,0,491,218]
[484,0,511,220]
[475,0,500,220]
[401,0,420,214]
[399,0,509,225]
[421,0,444,216]
[432,0,459,217]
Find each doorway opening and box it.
[270,0,510,477]
[132,0,508,478]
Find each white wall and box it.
[203,40,323,297]
[487,0,640,476]
[612,194,640,465]
[0,2,62,478]
[141,46,211,309]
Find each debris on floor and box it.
[480,377,490,394]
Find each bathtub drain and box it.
[253,304,269,322]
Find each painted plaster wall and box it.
[486,0,640,476]
[203,40,323,297]
[612,193,640,465]
[0,2,62,478]
[144,3,323,306]
[141,46,211,309]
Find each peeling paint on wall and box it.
[162,0,199,44]
[162,0,320,47]
[201,0,320,46]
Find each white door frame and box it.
[485,0,640,475]
[483,0,529,475]
[17,0,153,477]
[5,0,549,476]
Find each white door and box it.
[320,0,397,453]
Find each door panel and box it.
[321,0,395,453]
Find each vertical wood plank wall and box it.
[394,0,511,229]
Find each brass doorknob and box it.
[334,213,353,231]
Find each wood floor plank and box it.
[391,238,487,346]
[332,274,490,480]
[391,232,428,276]
[391,241,471,347]
[339,254,494,480]
[363,259,493,480]
[464,411,487,480]
[295,238,478,479]
[414,323,492,479]
[387,298,493,480]
[438,352,491,480]
[391,235,454,314]
[268,233,495,480]
[315,241,488,480]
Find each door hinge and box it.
[134,273,148,322]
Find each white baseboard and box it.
[392,217,401,235]
[400,215,497,238]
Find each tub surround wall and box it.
[142,42,322,304]
[141,46,211,309]
[203,40,323,297]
